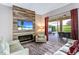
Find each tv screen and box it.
[17,20,22,27]
[17,20,33,30]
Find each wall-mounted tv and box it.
[17,20,33,30]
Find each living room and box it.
[0,3,79,55]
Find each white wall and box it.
[0,4,13,41]
[35,14,45,33]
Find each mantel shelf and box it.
[13,32,35,36]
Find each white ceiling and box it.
[1,3,70,15]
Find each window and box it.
[62,19,71,32]
[48,21,58,32]
[57,20,60,32]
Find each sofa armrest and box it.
[54,50,67,55]
[10,48,29,55]
[9,40,20,45]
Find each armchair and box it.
[36,32,47,42]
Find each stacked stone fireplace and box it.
[13,6,35,43]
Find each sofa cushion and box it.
[11,48,29,55]
[54,50,67,55]
[67,40,79,55]
[59,45,69,53]
[38,36,45,38]
[65,43,72,47]
[0,39,10,55]
[10,42,23,53]
[38,32,45,36]
[3,41,10,54]
[68,40,76,44]
[75,51,79,55]
[0,39,5,53]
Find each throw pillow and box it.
[67,40,79,55]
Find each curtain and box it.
[71,9,78,40]
[45,17,49,41]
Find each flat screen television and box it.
[17,20,33,30]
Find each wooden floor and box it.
[22,33,66,55]
[22,41,65,55]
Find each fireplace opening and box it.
[18,34,34,43]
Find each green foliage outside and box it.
[62,25,71,32]
[49,25,71,32]
[49,26,56,32]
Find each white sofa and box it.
[0,39,29,55]
[54,39,78,55]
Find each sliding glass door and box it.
[62,19,71,33]
[48,18,72,41]
[62,19,72,38]
[48,21,60,41]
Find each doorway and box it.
[48,21,60,41]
